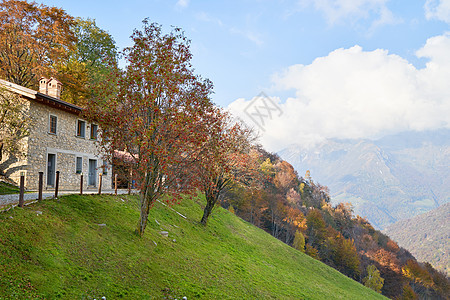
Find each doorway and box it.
[88,159,97,186]
[47,153,56,186]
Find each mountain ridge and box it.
[278,129,450,229]
[384,203,450,276]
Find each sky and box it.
[38,0,450,151]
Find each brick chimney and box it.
[46,77,62,99]
[39,77,62,99]
[39,77,48,94]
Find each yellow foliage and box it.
[292,230,305,252]
[363,265,384,293]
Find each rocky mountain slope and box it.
[278,129,450,229]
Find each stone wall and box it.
[7,99,112,191]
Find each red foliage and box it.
[86,20,215,236]
[193,110,259,225]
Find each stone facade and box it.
[0,79,112,191]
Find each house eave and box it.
[0,79,82,115]
[35,92,82,115]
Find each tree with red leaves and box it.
[194,110,258,225]
[88,20,214,236]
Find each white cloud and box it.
[425,0,450,23]
[300,0,396,26]
[227,33,450,151]
[176,0,189,9]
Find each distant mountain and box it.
[384,203,450,276]
[278,129,450,229]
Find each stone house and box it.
[0,78,112,191]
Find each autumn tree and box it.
[260,158,275,177]
[363,264,384,293]
[329,235,360,279]
[88,20,214,236]
[306,209,327,247]
[0,0,76,87]
[195,111,258,225]
[399,284,418,300]
[333,202,354,238]
[305,244,320,260]
[273,161,298,193]
[402,260,434,288]
[268,196,288,238]
[244,187,266,226]
[283,206,305,243]
[292,230,305,252]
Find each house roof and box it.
[0,79,82,115]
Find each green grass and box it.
[0,194,386,299]
[0,181,19,195]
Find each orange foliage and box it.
[370,248,401,273]
[0,0,76,87]
[283,207,306,232]
[402,260,434,289]
[386,239,400,253]
[274,161,297,191]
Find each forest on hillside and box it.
[221,147,449,299]
[385,203,449,277]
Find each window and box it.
[49,115,57,134]
[102,160,108,175]
[77,120,85,138]
[90,124,98,140]
[76,157,82,174]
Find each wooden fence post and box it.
[98,173,102,195]
[55,171,60,198]
[18,173,25,207]
[38,172,43,201]
[114,173,118,196]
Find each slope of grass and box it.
[0,193,386,299]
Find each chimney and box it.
[47,77,62,99]
[39,77,48,94]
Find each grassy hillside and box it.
[0,193,386,299]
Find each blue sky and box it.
[38,0,450,151]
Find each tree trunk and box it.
[201,193,217,225]
[135,173,155,236]
[136,197,149,236]
[0,141,3,162]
